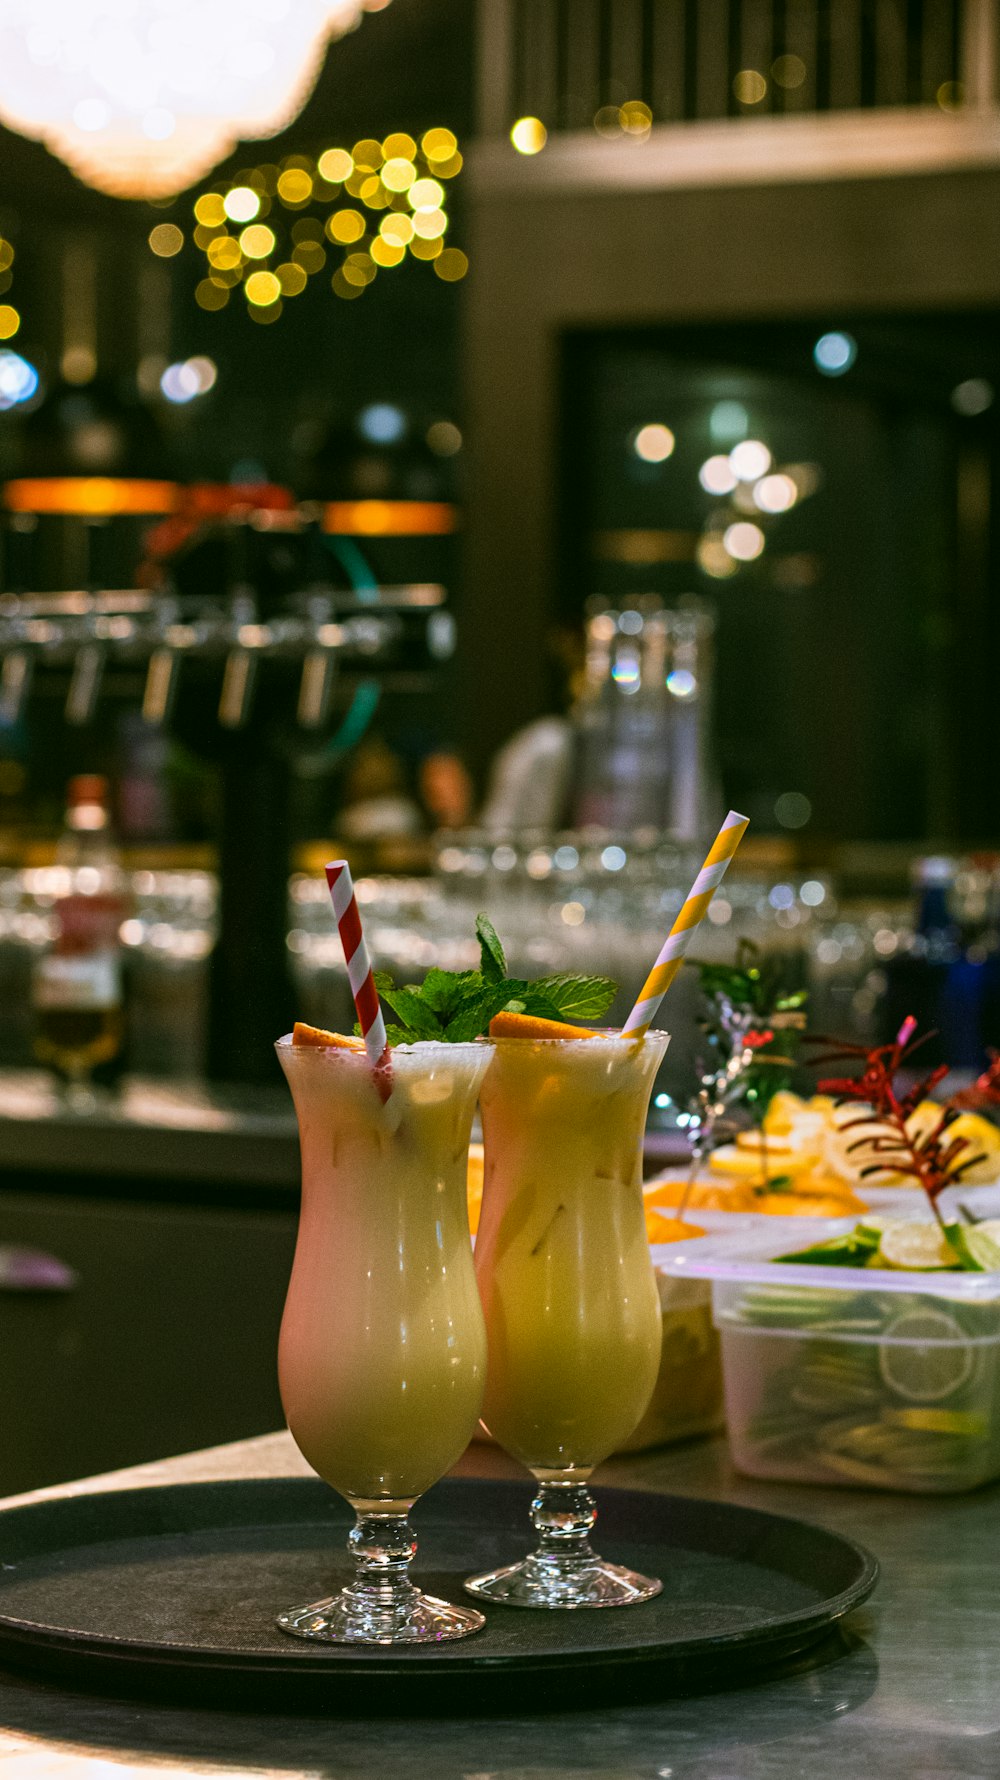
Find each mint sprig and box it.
[354,913,618,1045]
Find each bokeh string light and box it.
[165,126,466,319]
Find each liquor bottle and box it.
[32,775,127,1095]
[879,857,971,1067]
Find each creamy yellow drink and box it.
[276,1038,491,1509]
[475,1032,668,1476]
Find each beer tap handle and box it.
[0,650,32,728]
[65,642,105,726]
[142,647,182,727]
[219,646,257,730]
[297,646,337,729]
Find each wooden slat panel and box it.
[477,0,515,136]
[738,0,775,104]
[828,0,863,108]
[874,0,909,105]
[782,0,820,110]
[563,0,603,126]
[607,0,645,97]
[695,0,731,117]
[651,0,687,119]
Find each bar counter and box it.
[0,1430,996,1779]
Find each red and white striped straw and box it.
[325,859,393,1103]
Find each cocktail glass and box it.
[465,1031,669,1608]
[275,1036,492,1645]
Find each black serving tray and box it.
[0,1477,877,1711]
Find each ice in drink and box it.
[475,1033,667,1474]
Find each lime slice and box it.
[877,1223,956,1270]
[882,1406,986,1435]
[878,1307,974,1402]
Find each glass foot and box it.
[464,1553,661,1609]
[275,1504,484,1646]
[277,1585,484,1645]
[465,1477,662,1609]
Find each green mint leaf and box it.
[375,981,444,1040]
[419,968,483,1018]
[443,992,500,1044]
[531,973,617,1021]
[476,912,507,982]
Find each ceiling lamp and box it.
[0,0,389,199]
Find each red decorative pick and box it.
[807,1022,1000,1229]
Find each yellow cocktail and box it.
[467,1027,669,1608]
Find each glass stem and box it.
[530,1480,598,1566]
[344,1508,419,1611]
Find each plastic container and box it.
[658,1225,1000,1493]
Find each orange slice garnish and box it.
[292,1022,365,1049]
[489,1010,597,1040]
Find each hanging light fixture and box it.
[0,0,390,199]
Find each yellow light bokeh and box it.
[382,132,416,161]
[352,138,384,170]
[733,69,767,103]
[360,175,390,207]
[239,224,276,260]
[291,217,324,242]
[434,152,463,178]
[371,236,405,267]
[593,105,622,137]
[408,234,442,260]
[422,127,458,162]
[62,345,96,383]
[318,148,354,183]
[193,222,224,250]
[332,269,365,300]
[342,251,376,287]
[148,223,184,257]
[411,207,447,239]
[195,278,230,312]
[408,177,443,211]
[381,156,416,192]
[194,193,226,226]
[207,235,242,271]
[380,212,413,244]
[620,100,653,134]
[634,423,675,463]
[277,169,313,204]
[277,262,308,296]
[292,239,326,273]
[434,247,468,282]
[327,209,366,244]
[0,241,13,272]
[0,306,22,341]
[510,116,547,154]
[223,186,260,223]
[245,270,282,307]
[772,53,807,89]
[248,298,282,325]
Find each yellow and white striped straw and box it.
[622,810,749,1037]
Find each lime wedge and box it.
[947,1223,1000,1272]
[877,1223,956,1270]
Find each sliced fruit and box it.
[878,1222,956,1270]
[882,1406,986,1435]
[292,1021,365,1049]
[466,1142,484,1236]
[947,1112,1000,1184]
[645,1211,707,1244]
[905,1098,944,1141]
[947,1222,1000,1272]
[645,1178,756,1214]
[762,1090,808,1134]
[877,1307,974,1401]
[735,1130,801,1155]
[488,1010,597,1040]
[708,1142,811,1181]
